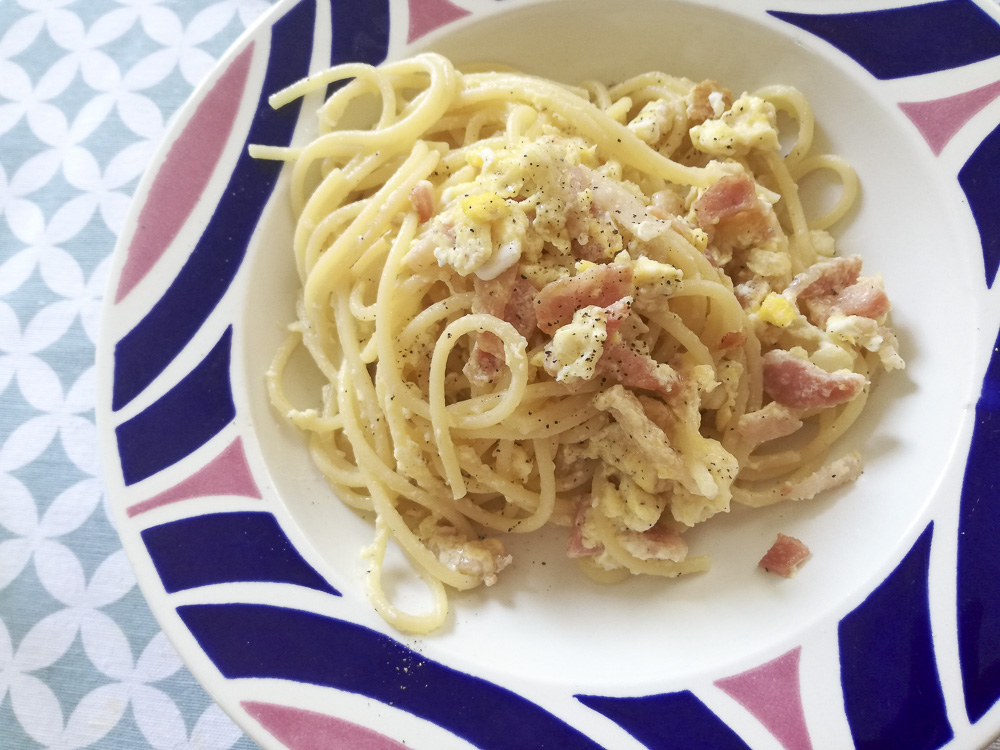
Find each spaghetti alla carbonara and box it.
[255,54,903,633]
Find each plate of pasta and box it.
[96,0,1000,748]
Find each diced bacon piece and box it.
[779,452,862,501]
[800,298,831,327]
[470,267,517,360]
[805,275,892,327]
[572,235,611,263]
[466,268,537,387]
[687,79,732,124]
[736,402,803,449]
[603,296,634,338]
[599,341,678,394]
[694,173,777,255]
[835,276,891,319]
[473,266,516,318]
[464,346,503,387]
[720,330,746,350]
[759,533,810,577]
[783,255,862,302]
[409,180,435,223]
[567,500,602,558]
[762,350,866,409]
[535,263,634,333]
[693,174,758,231]
[715,204,775,252]
[620,524,688,562]
[480,270,537,340]
[505,275,538,338]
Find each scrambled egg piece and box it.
[689,94,779,157]
[584,423,668,494]
[429,193,528,278]
[431,135,600,276]
[671,482,725,527]
[747,245,792,278]
[810,229,837,257]
[758,292,797,327]
[542,306,608,383]
[432,209,493,276]
[708,90,727,117]
[826,313,883,350]
[810,341,855,373]
[633,255,683,295]
[703,358,744,414]
[593,464,667,532]
[825,313,904,371]
[460,192,508,222]
[503,442,534,482]
[474,237,521,280]
[689,227,709,252]
[570,187,626,260]
[628,98,675,145]
[479,135,597,252]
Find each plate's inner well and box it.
[240,0,974,689]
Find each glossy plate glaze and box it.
[96,1,1000,748]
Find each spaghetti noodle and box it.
[255,54,903,633]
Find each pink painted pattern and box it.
[126,437,260,517]
[899,79,1000,156]
[115,44,255,302]
[714,647,812,750]
[244,701,409,750]
[407,0,470,43]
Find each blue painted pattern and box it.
[838,524,952,750]
[959,122,1000,288]
[177,603,607,750]
[769,1,1000,81]
[323,0,390,99]
[115,327,236,486]
[141,512,339,595]
[330,0,389,66]
[957,328,1000,723]
[111,0,316,412]
[575,690,751,750]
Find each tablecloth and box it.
[2,0,1000,749]
[0,1,269,747]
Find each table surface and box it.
[0,1,267,747]
[1,1,999,749]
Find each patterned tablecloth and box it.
[0,1,268,747]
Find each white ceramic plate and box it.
[97,0,1000,747]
